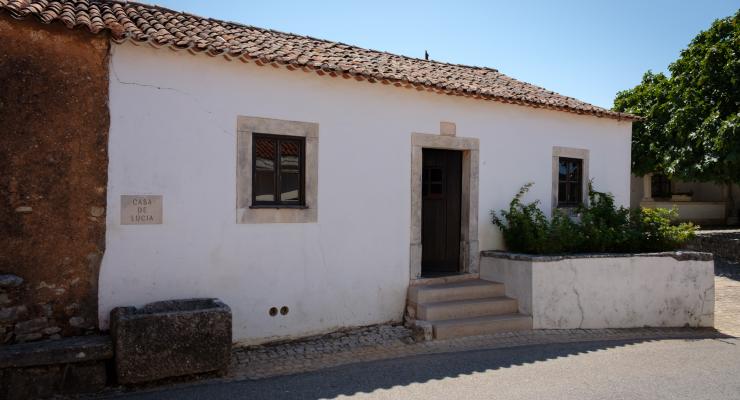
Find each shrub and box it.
[629,207,696,252]
[491,183,696,254]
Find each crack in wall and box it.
[109,46,235,139]
[572,286,585,329]
[111,66,184,93]
[570,265,585,329]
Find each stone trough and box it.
[111,298,232,384]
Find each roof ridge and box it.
[116,0,502,73]
[1,0,637,120]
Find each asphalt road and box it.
[99,337,740,400]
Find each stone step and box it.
[432,314,533,340]
[417,297,518,321]
[408,280,505,304]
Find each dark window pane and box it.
[558,157,583,206]
[431,183,443,195]
[568,162,579,181]
[651,174,671,198]
[431,168,443,182]
[559,163,568,180]
[280,141,301,172]
[558,182,567,202]
[255,138,275,171]
[281,172,300,202]
[255,171,275,202]
[569,182,578,202]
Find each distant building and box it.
[631,174,740,226]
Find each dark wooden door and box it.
[421,149,462,276]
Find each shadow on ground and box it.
[95,336,731,400]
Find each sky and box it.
[152,1,739,109]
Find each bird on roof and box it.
[425,50,429,60]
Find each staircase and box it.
[407,278,532,339]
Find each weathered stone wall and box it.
[686,231,740,262]
[0,17,109,344]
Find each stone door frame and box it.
[410,124,479,280]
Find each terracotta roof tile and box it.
[0,0,637,120]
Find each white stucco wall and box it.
[481,254,714,329]
[100,42,632,344]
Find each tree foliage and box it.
[613,10,740,184]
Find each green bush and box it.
[491,183,696,254]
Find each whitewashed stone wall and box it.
[481,252,715,329]
[100,42,632,344]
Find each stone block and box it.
[43,327,61,335]
[1,365,60,400]
[0,361,107,400]
[60,362,107,394]
[111,298,232,384]
[0,306,27,324]
[0,335,112,369]
[68,316,86,328]
[14,317,47,335]
[0,275,23,288]
[0,336,111,399]
[15,332,43,343]
[439,121,456,136]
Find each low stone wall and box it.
[0,335,112,399]
[686,231,740,262]
[1,274,94,345]
[480,251,714,329]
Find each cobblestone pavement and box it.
[715,258,740,336]
[230,327,725,381]
[228,259,740,381]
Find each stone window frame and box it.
[551,146,590,211]
[410,125,479,280]
[237,116,318,224]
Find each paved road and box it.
[100,337,740,400]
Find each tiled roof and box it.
[0,0,637,121]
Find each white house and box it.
[2,0,636,345]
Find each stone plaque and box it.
[121,195,163,225]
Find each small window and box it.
[651,174,672,199]
[252,134,305,207]
[557,157,583,207]
[422,166,445,198]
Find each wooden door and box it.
[421,149,462,276]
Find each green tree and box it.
[614,10,740,191]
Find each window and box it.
[237,116,318,224]
[422,166,444,198]
[651,174,672,199]
[252,134,305,207]
[551,147,589,212]
[557,157,583,207]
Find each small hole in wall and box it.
[269,307,278,316]
[280,306,289,315]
